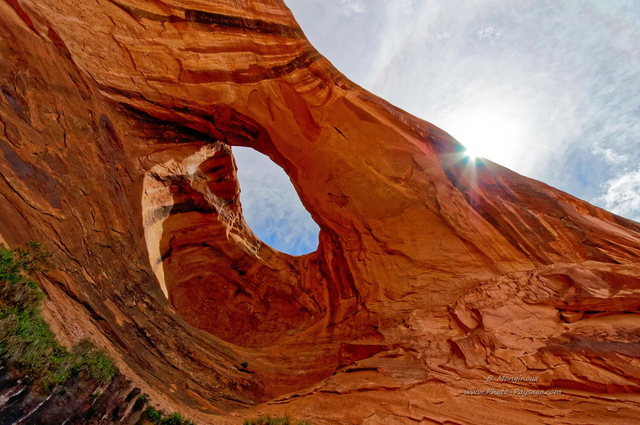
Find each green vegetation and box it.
[133,393,149,412]
[73,338,118,382]
[0,243,117,393]
[140,406,196,425]
[243,416,312,425]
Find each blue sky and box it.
[234,0,640,255]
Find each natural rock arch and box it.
[1,0,639,423]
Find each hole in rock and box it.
[142,143,328,348]
[232,146,319,256]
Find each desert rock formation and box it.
[1,0,639,423]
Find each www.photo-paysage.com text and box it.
[463,388,563,397]
[463,376,563,397]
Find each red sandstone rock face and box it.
[1,0,639,423]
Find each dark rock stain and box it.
[0,139,62,209]
[1,87,30,124]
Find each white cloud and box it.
[592,142,629,164]
[477,25,502,41]
[599,169,640,221]
[338,0,365,16]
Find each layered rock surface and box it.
[0,0,639,423]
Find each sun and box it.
[463,146,480,161]
[440,104,526,167]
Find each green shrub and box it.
[141,406,196,425]
[161,413,196,425]
[0,244,189,423]
[133,393,149,412]
[0,242,49,308]
[143,406,163,423]
[243,416,311,425]
[73,338,118,382]
[0,243,116,393]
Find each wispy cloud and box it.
[600,168,640,221]
[338,0,365,16]
[592,142,629,165]
[477,25,502,42]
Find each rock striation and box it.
[0,369,146,425]
[0,0,639,423]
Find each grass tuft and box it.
[0,243,116,393]
[0,244,193,423]
[243,416,312,425]
[141,406,196,425]
[73,338,118,382]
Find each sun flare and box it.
[440,104,526,167]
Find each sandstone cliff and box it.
[0,0,639,424]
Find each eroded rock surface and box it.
[0,0,639,423]
[0,369,146,425]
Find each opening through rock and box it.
[233,146,319,256]
[141,142,327,347]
